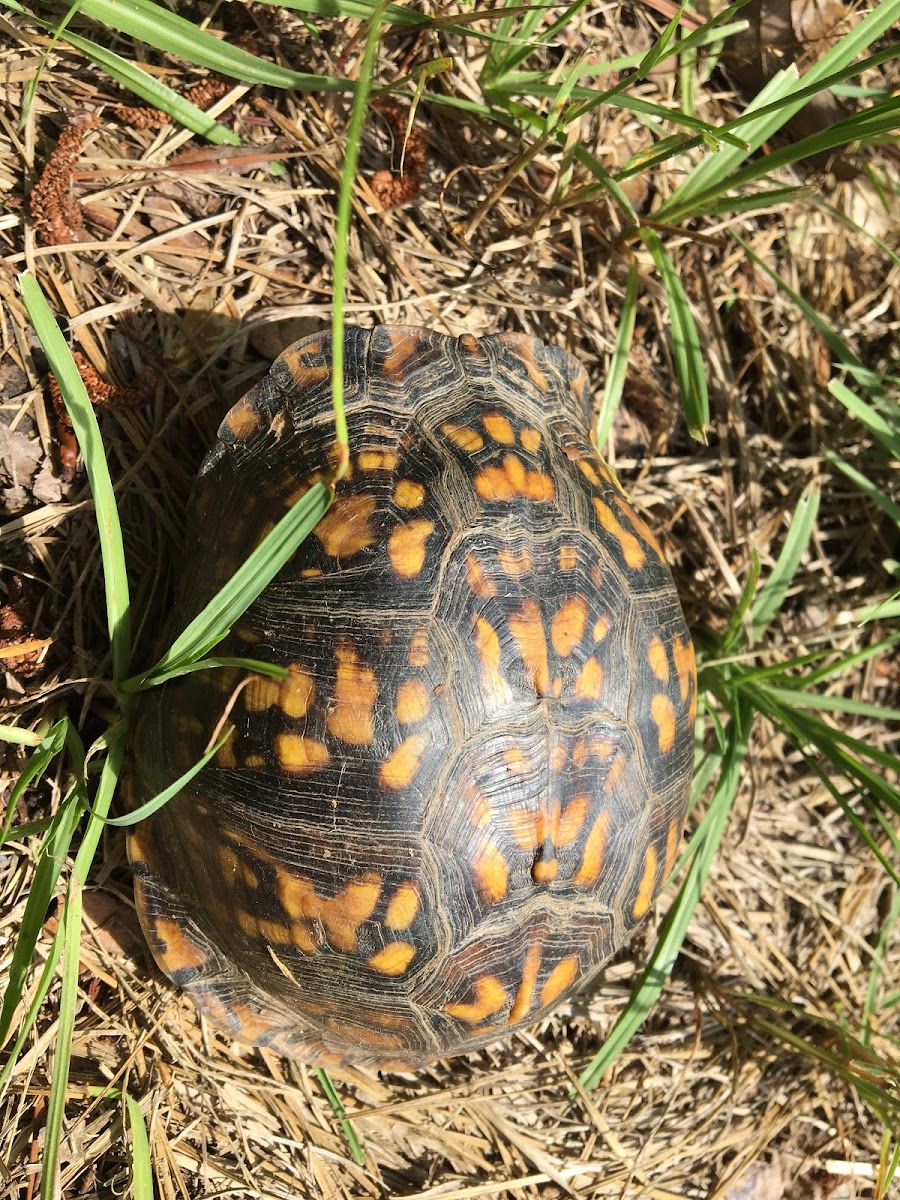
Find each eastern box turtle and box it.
[128,326,696,1067]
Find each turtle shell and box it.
[127,326,696,1067]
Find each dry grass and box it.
[1,2,899,1198]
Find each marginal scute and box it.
[127,324,695,1068]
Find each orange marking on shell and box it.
[385,883,421,930]
[531,857,558,883]
[508,599,552,696]
[393,479,426,509]
[520,427,542,454]
[572,736,613,768]
[593,499,646,570]
[381,329,421,379]
[257,917,293,944]
[388,518,435,578]
[557,794,590,846]
[408,630,430,667]
[471,838,509,904]
[291,923,318,954]
[444,975,508,1024]
[379,733,430,790]
[244,676,280,712]
[224,402,262,441]
[276,734,330,774]
[218,844,241,880]
[673,634,696,704]
[474,454,555,503]
[550,742,567,772]
[550,595,589,657]
[277,870,382,953]
[395,677,430,724]
[328,640,378,745]
[651,693,677,754]
[574,810,611,886]
[558,545,578,571]
[314,493,378,557]
[368,941,416,976]
[325,1017,406,1049]
[244,753,265,769]
[633,844,658,920]
[504,746,529,776]
[281,666,316,719]
[278,345,330,390]
[326,873,383,951]
[576,457,603,488]
[128,825,161,874]
[509,944,542,1025]
[483,411,516,445]
[508,801,556,850]
[441,422,484,452]
[497,545,533,577]
[236,908,258,937]
[615,495,666,563]
[300,567,323,578]
[605,751,627,792]
[540,955,579,1007]
[357,448,399,473]
[593,614,611,642]
[219,999,287,1045]
[647,636,669,682]
[216,736,238,769]
[466,553,498,599]
[574,656,604,700]
[154,917,207,974]
[473,616,512,702]
[664,815,681,881]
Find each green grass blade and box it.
[4,1,240,143]
[105,728,234,826]
[122,655,289,693]
[656,66,800,221]
[732,241,887,403]
[750,483,819,641]
[138,481,332,683]
[481,0,590,90]
[331,1,387,480]
[0,723,45,747]
[665,95,900,222]
[828,380,900,458]
[269,0,508,42]
[125,1093,154,1200]
[596,258,639,449]
[20,274,131,682]
[59,0,346,89]
[640,231,709,440]
[0,734,127,1094]
[827,454,900,525]
[0,786,83,1048]
[315,1069,366,1165]
[754,687,900,722]
[59,29,242,144]
[719,551,761,655]
[1,719,67,847]
[40,869,83,1200]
